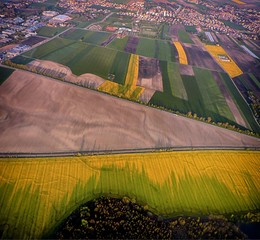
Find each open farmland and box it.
[150,62,260,131]
[205,45,243,78]
[136,38,177,62]
[37,26,68,38]
[0,66,14,85]
[217,34,258,72]
[22,37,130,83]
[178,29,194,44]
[98,54,144,100]
[107,36,129,51]
[0,151,259,239]
[173,42,188,65]
[0,70,259,153]
[182,44,224,71]
[61,28,112,46]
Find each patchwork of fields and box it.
[1,70,259,154]
[22,37,130,84]
[0,151,259,238]
[205,45,243,78]
[8,27,259,133]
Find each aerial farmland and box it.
[0,0,259,238]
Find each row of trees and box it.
[4,59,259,138]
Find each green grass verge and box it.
[0,66,14,85]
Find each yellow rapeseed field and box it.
[232,0,246,4]
[98,54,144,100]
[173,41,188,65]
[205,45,243,78]
[0,151,259,239]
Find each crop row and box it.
[0,151,259,239]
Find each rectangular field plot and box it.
[23,38,130,83]
[205,45,243,78]
[150,63,247,127]
[136,38,177,62]
[37,26,68,38]
[61,28,112,45]
[0,151,259,239]
[107,37,129,51]
[178,30,194,44]
[0,66,14,85]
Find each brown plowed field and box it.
[183,44,224,71]
[137,56,163,92]
[0,70,259,153]
[124,36,139,54]
[217,34,257,72]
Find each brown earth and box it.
[183,43,224,71]
[28,60,105,88]
[124,36,139,54]
[137,56,163,94]
[179,64,194,76]
[0,70,259,153]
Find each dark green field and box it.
[178,30,194,44]
[0,66,14,85]
[136,38,176,62]
[107,37,129,51]
[23,37,130,83]
[149,61,247,128]
[37,26,68,38]
[61,29,111,45]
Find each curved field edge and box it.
[0,150,259,239]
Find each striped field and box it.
[0,151,259,238]
[98,54,144,100]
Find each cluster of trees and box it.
[51,196,247,239]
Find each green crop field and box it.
[219,73,260,133]
[167,62,188,99]
[37,26,68,38]
[62,29,111,45]
[107,37,128,51]
[178,30,194,44]
[193,67,235,122]
[22,37,130,83]
[136,38,176,62]
[150,62,243,126]
[0,151,259,239]
[0,66,14,85]
[10,55,34,65]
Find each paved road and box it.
[85,12,114,30]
